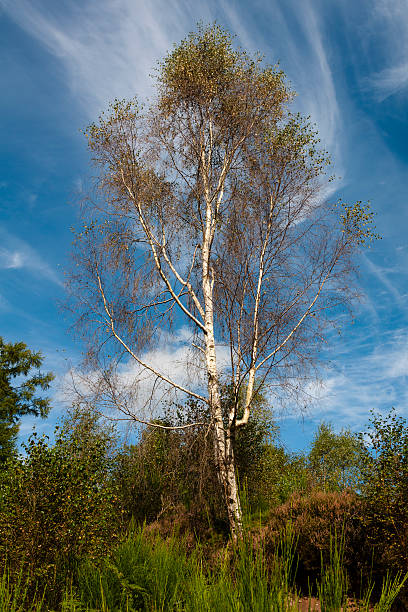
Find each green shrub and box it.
[254,446,311,509]
[359,410,408,571]
[0,408,122,607]
[308,422,364,492]
[114,414,225,532]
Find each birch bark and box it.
[200,134,243,537]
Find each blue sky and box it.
[1,0,408,452]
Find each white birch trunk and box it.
[204,320,242,539]
[201,165,243,538]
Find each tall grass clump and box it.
[0,567,43,612]
[315,530,408,612]
[316,531,348,611]
[372,572,408,612]
[75,524,302,611]
[183,533,296,611]
[76,527,190,610]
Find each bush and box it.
[115,429,181,525]
[0,407,122,606]
[264,490,365,591]
[358,409,408,602]
[114,409,225,532]
[308,422,364,492]
[254,446,311,509]
[115,395,280,531]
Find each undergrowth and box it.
[1,526,406,611]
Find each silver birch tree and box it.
[68,25,378,538]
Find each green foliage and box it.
[69,525,406,611]
[231,398,278,471]
[115,395,281,529]
[315,531,406,612]
[230,392,283,513]
[1,406,408,609]
[1,527,405,611]
[316,532,349,611]
[0,407,121,607]
[359,409,408,570]
[253,445,310,509]
[372,572,408,612]
[0,337,54,462]
[115,427,184,526]
[77,528,190,611]
[337,200,381,247]
[115,401,225,530]
[158,23,290,116]
[308,422,364,491]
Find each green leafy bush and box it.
[308,422,364,492]
[115,414,226,535]
[115,396,280,532]
[0,407,121,606]
[358,409,408,592]
[254,446,311,508]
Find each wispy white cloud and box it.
[0,0,208,116]
[373,0,407,19]
[57,324,408,438]
[369,62,408,102]
[362,253,408,314]
[386,347,408,379]
[0,249,24,269]
[217,0,344,189]
[1,0,344,174]
[59,324,232,422]
[297,327,408,429]
[0,229,62,285]
[365,0,408,100]
[294,3,342,165]
[0,292,9,311]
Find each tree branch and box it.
[96,269,208,404]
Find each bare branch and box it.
[254,266,336,375]
[96,269,208,403]
[93,407,208,430]
[119,168,207,333]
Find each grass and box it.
[70,524,301,611]
[1,527,407,611]
[0,566,44,612]
[315,530,408,612]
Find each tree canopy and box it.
[0,337,54,462]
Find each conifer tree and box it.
[0,337,53,461]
